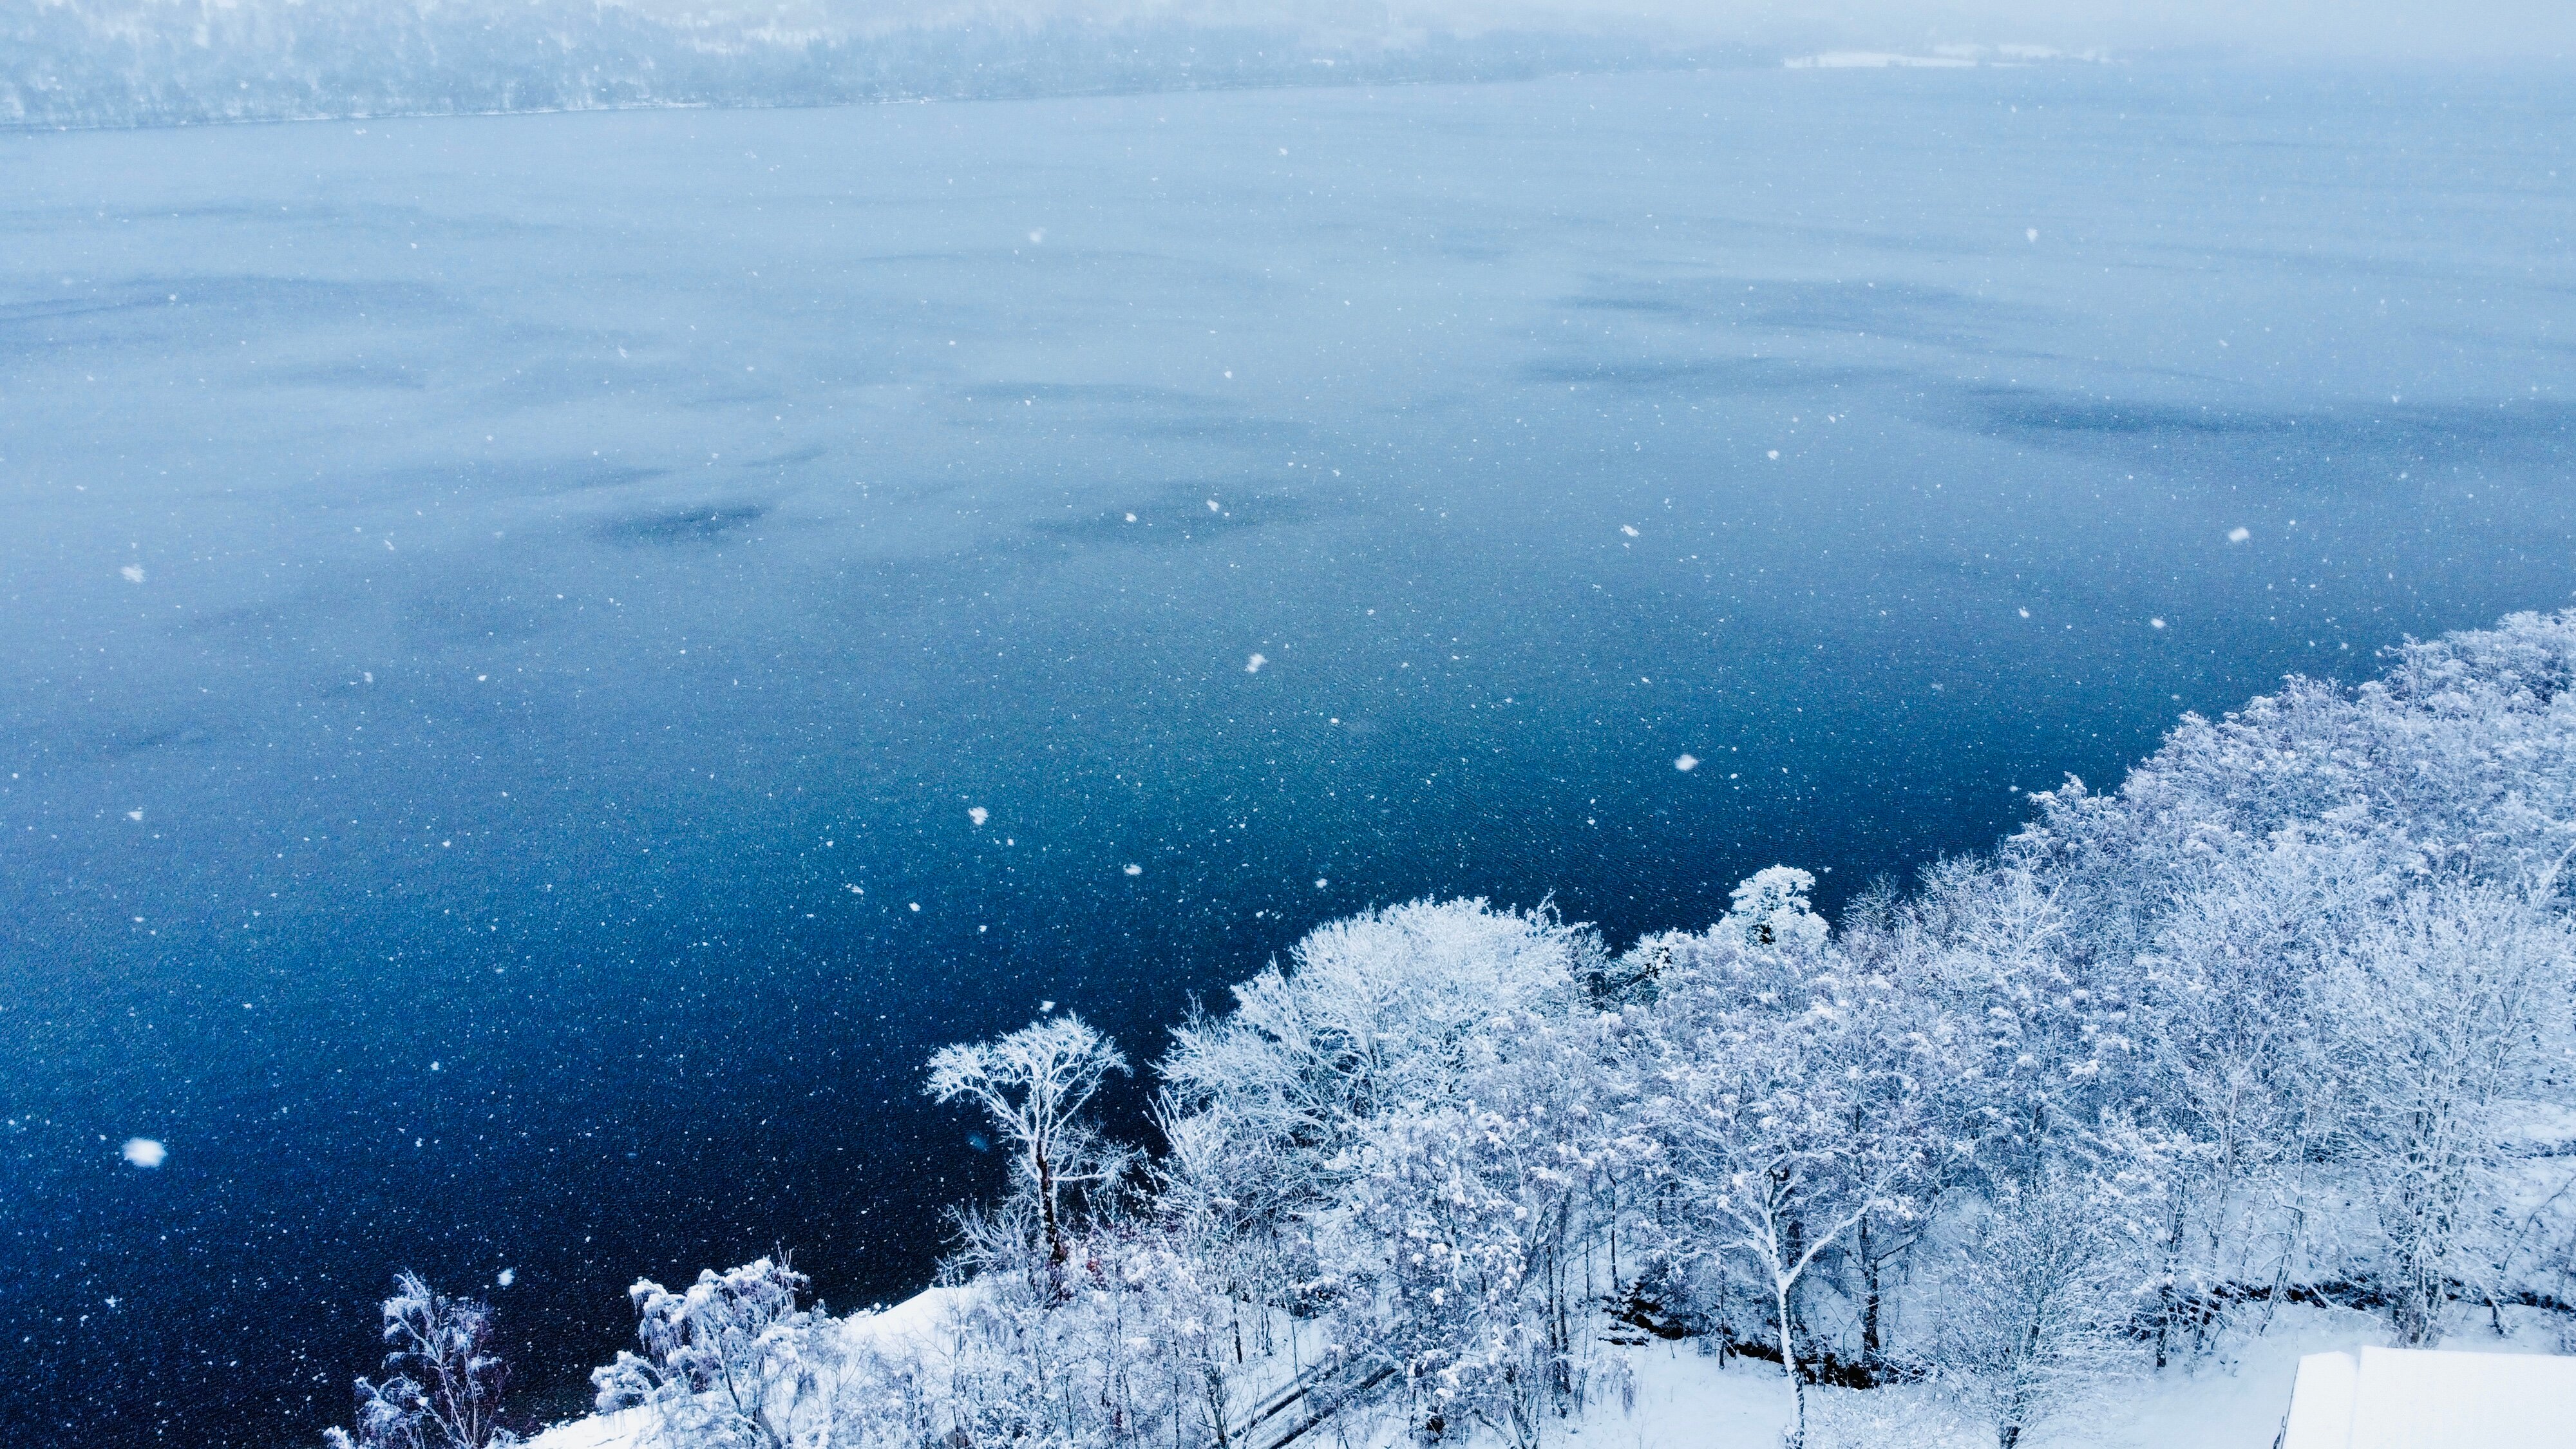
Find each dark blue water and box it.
[3,64,2570,1446]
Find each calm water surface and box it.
[3,63,2570,1446]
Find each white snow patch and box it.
[1245,653,1267,674]
[121,1137,166,1168]
[1675,753,1700,772]
[2230,526,2253,543]
[120,564,146,583]
[967,806,989,827]
[1122,864,1142,876]
[524,1405,658,1449]
[497,1267,516,1287]
[2152,617,2169,629]
[1621,524,1640,537]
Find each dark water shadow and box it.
[594,503,770,545]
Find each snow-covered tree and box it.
[2314,882,2574,1343]
[1933,1163,2143,1449]
[325,1273,516,1449]
[1159,899,1598,1204]
[591,1256,845,1449]
[927,1014,1133,1267]
[1307,1001,1637,1444]
[1617,896,1935,1448]
[1720,866,1831,954]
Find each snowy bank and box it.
[524,1296,2564,1449]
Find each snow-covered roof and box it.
[2278,1347,2576,1449]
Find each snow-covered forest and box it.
[339,609,2576,1446]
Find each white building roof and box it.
[2278,1346,2576,1449]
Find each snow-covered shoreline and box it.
[524,1294,2570,1449]
[355,610,2576,1449]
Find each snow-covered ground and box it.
[1564,1306,2563,1449]
[524,1295,2566,1449]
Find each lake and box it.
[2,62,2570,1445]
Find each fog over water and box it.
[3,62,2571,1445]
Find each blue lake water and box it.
[3,63,2571,1445]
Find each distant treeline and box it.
[0,2,1741,131]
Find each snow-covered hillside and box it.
[335,609,2576,1448]
[522,1291,2568,1449]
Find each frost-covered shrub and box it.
[325,1273,517,1449]
[592,1257,846,1449]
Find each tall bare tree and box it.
[928,1014,1132,1265]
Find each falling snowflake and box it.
[1123,864,1142,876]
[120,1138,166,1168]
[968,806,989,827]
[120,565,145,584]
[1246,653,1267,674]
[1620,525,1639,538]
[1675,754,1700,772]
[2228,527,2251,544]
